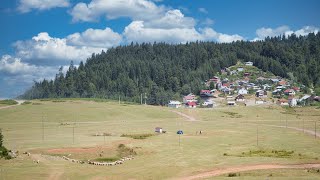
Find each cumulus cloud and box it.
[124,21,244,43]
[18,0,70,13]
[144,9,196,29]
[0,55,37,74]
[201,18,214,26]
[70,0,165,22]
[0,55,60,97]
[66,27,122,48]
[13,32,108,64]
[254,25,319,41]
[198,7,208,14]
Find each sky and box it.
[0,0,319,98]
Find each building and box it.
[235,94,245,101]
[245,61,253,66]
[238,88,248,95]
[256,90,267,97]
[202,100,215,108]
[155,127,163,133]
[200,90,213,97]
[168,101,181,108]
[288,97,297,107]
[227,101,236,106]
[185,101,197,108]
[237,67,244,72]
[284,89,295,96]
[183,94,196,104]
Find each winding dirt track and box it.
[177,163,320,180]
[169,110,197,122]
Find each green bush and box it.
[0,99,18,105]
[121,133,154,139]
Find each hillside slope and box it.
[21,33,320,104]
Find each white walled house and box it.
[238,88,248,95]
[245,61,253,66]
[168,101,181,108]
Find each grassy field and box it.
[0,99,320,179]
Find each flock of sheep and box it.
[23,151,134,166]
[62,155,134,166]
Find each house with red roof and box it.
[284,89,295,96]
[185,101,197,108]
[200,90,213,97]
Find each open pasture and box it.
[0,100,320,179]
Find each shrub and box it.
[0,99,18,105]
[228,173,237,177]
[121,133,154,139]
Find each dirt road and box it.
[177,163,320,180]
[0,100,25,110]
[169,110,197,122]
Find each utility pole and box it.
[119,95,120,104]
[144,93,147,105]
[140,94,142,105]
[72,126,75,144]
[42,115,44,142]
[315,121,317,139]
[256,123,259,146]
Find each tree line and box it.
[20,33,320,105]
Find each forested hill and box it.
[21,33,320,104]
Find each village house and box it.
[284,89,295,96]
[263,84,272,90]
[238,88,248,95]
[235,94,245,101]
[298,95,312,106]
[183,93,196,103]
[200,90,213,97]
[288,96,297,107]
[185,101,197,108]
[237,67,244,72]
[278,80,287,86]
[168,101,181,108]
[292,87,300,92]
[256,90,267,97]
[270,78,280,84]
[245,61,253,66]
[227,100,236,106]
[244,72,250,77]
[202,100,215,108]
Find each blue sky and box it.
[0,0,319,98]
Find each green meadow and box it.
[0,100,319,179]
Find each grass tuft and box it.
[121,133,154,139]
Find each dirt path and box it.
[169,110,197,122]
[248,123,320,138]
[177,163,320,180]
[0,100,24,110]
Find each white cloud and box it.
[70,0,165,22]
[0,55,37,74]
[18,0,70,13]
[198,7,208,14]
[67,27,122,48]
[13,32,108,63]
[144,9,196,29]
[200,28,244,43]
[254,25,319,41]
[124,21,244,43]
[201,18,214,26]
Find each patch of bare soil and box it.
[177,163,320,180]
